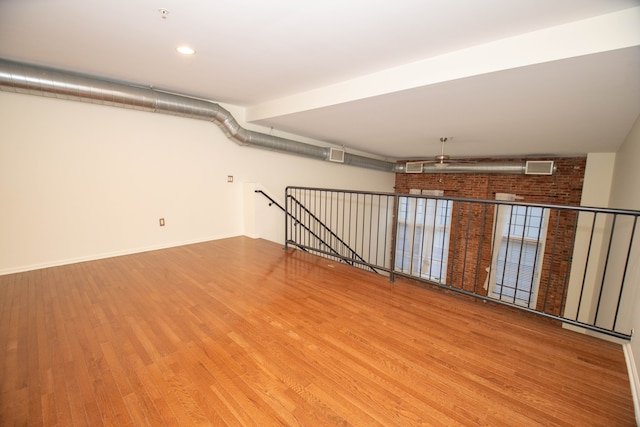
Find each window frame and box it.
[395,190,452,283]
[488,202,549,308]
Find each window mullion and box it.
[527,208,546,307]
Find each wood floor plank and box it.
[160,357,211,426]
[94,344,136,427]
[143,361,199,426]
[40,391,57,427]
[0,237,636,426]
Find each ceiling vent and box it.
[405,162,424,173]
[525,160,555,175]
[329,147,345,163]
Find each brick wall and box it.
[394,157,586,314]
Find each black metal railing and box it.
[287,195,378,273]
[255,190,286,212]
[255,190,375,271]
[285,186,640,340]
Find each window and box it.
[486,194,549,307]
[395,190,452,283]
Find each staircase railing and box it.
[255,189,376,272]
[287,195,378,273]
[284,186,640,340]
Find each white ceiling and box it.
[1,0,639,160]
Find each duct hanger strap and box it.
[0,58,398,172]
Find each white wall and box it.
[0,91,394,274]
[608,114,640,421]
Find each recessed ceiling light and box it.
[158,8,169,20]
[176,46,196,55]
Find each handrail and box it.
[254,190,286,212]
[254,189,305,252]
[284,186,640,340]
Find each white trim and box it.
[0,233,241,276]
[623,342,640,425]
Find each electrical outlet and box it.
[227,175,234,183]
[159,218,165,226]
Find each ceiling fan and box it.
[405,137,474,173]
[425,137,475,167]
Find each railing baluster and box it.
[460,201,473,290]
[417,196,426,278]
[375,196,380,267]
[390,194,399,282]
[613,216,637,330]
[347,192,352,255]
[440,200,449,285]
[428,198,436,280]
[542,209,561,313]
[360,193,366,262]
[559,210,579,317]
[368,194,374,265]
[529,208,543,308]
[497,204,514,300]
[594,214,618,328]
[474,202,487,295]
[384,195,391,271]
[341,192,346,253]
[576,212,598,322]
[449,201,460,288]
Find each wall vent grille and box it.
[525,160,555,175]
[329,148,345,163]
[405,162,424,173]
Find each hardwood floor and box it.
[0,237,635,426]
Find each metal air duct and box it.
[0,58,539,175]
[397,162,527,174]
[0,58,397,172]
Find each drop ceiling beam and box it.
[246,7,640,123]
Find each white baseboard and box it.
[0,233,241,275]
[623,342,640,425]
